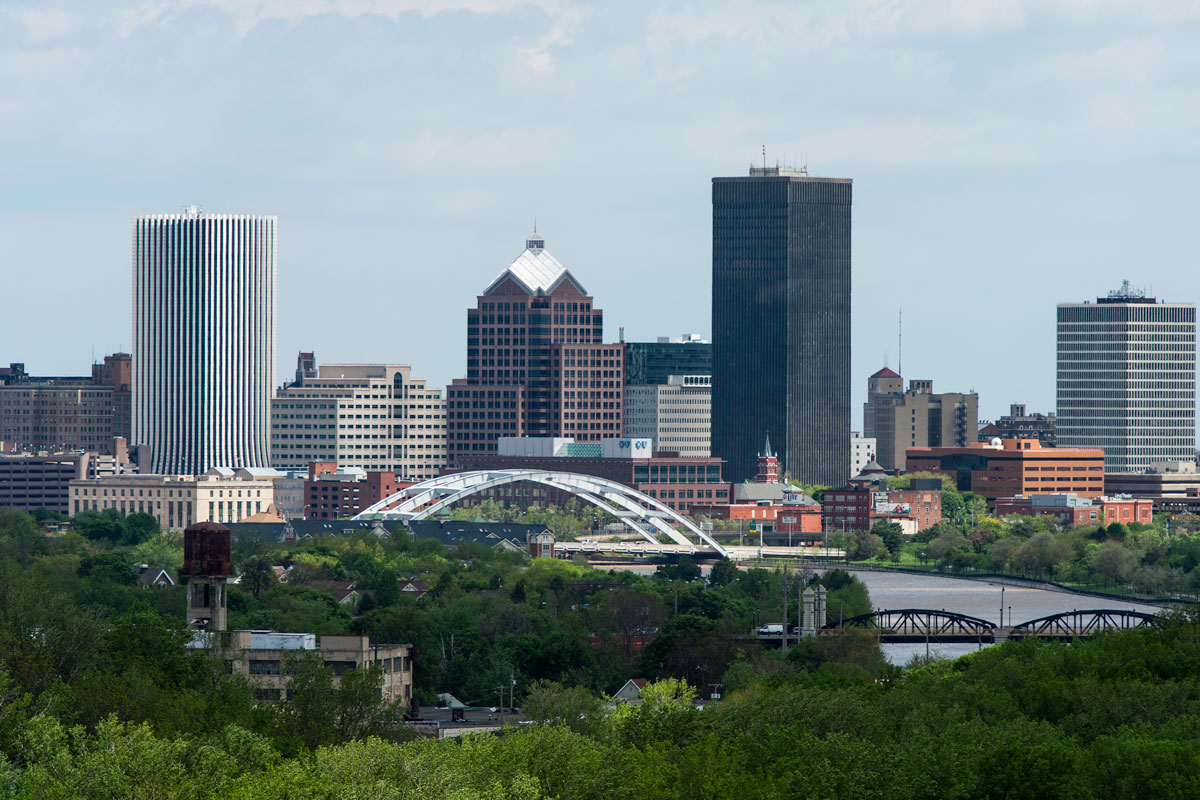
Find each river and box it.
[596,562,1168,665]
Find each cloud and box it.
[645,0,1200,50]
[5,7,80,43]
[514,6,580,74]
[122,0,556,36]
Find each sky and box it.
[2,0,1199,426]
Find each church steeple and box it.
[756,432,779,484]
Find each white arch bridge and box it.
[352,469,729,557]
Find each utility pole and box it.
[1000,586,1005,627]
[781,567,789,655]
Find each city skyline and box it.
[4,2,1200,428]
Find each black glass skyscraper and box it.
[711,167,852,485]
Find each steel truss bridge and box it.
[821,608,1159,643]
[353,469,730,557]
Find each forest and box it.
[3,506,1200,798]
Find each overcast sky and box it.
[3,0,1199,425]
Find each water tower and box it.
[181,521,232,631]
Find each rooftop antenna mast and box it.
[762,144,766,170]
[898,307,903,376]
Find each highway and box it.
[552,539,844,561]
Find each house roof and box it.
[407,520,547,550]
[136,566,174,588]
[242,505,285,523]
[481,235,587,297]
[735,482,786,502]
[871,367,901,379]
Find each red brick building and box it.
[821,480,942,535]
[905,438,1104,504]
[304,461,409,520]
[447,233,623,466]
[453,438,729,515]
[995,494,1153,527]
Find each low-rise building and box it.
[454,436,729,515]
[304,462,407,520]
[905,438,1105,505]
[70,468,278,529]
[994,493,1153,527]
[978,404,1056,446]
[821,478,942,535]
[0,440,138,513]
[1104,462,1200,500]
[272,474,306,520]
[195,631,413,704]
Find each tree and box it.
[279,651,338,750]
[123,512,160,546]
[77,552,138,585]
[521,679,604,735]
[1090,541,1138,584]
[607,591,664,658]
[849,532,887,560]
[0,510,45,566]
[709,557,737,587]
[640,614,738,690]
[509,579,527,603]
[239,555,277,599]
[871,521,904,557]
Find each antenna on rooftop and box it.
[762,144,766,170]
[898,307,903,376]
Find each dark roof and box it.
[871,366,901,379]
[185,521,230,533]
[407,520,547,549]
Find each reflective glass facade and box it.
[711,171,852,485]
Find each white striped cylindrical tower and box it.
[132,208,277,475]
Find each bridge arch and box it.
[352,469,729,557]
[1008,609,1158,639]
[824,608,997,637]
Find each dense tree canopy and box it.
[5,508,1200,798]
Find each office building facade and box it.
[271,360,446,481]
[133,209,277,475]
[446,233,623,464]
[0,353,131,454]
[0,443,137,514]
[623,335,712,385]
[978,404,1056,446]
[1057,284,1195,472]
[623,374,711,457]
[863,368,978,473]
[712,166,852,485]
[905,439,1105,505]
[455,436,729,514]
[850,431,876,477]
[70,468,278,530]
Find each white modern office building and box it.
[270,361,447,481]
[623,374,711,457]
[850,431,876,477]
[1057,282,1196,473]
[132,208,277,475]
